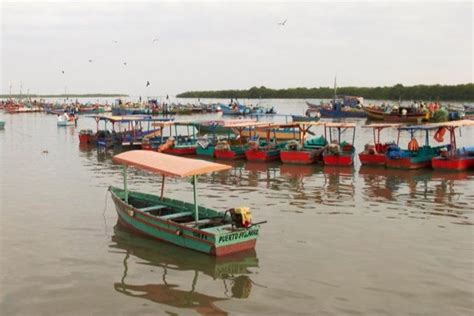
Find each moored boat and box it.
[430,120,474,171]
[358,123,401,166]
[110,150,264,256]
[245,123,298,162]
[385,125,447,169]
[363,105,429,123]
[280,122,327,164]
[322,122,357,166]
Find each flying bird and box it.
[152,38,159,43]
[88,59,93,63]
[146,81,150,87]
[277,19,287,26]
[112,40,118,43]
[123,62,127,66]
[61,70,65,74]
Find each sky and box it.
[0,0,472,96]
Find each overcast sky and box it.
[1,1,472,96]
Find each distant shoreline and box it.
[0,93,129,98]
[177,83,474,102]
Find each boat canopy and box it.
[89,115,172,123]
[223,121,272,128]
[292,121,324,126]
[399,125,440,131]
[113,150,231,177]
[428,119,474,128]
[324,122,356,128]
[362,123,401,129]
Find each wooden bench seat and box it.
[139,205,168,212]
[160,211,193,220]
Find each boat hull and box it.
[431,156,474,171]
[196,146,215,157]
[215,147,246,160]
[163,147,196,155]
[385,157,431,169]
[245,149,280,162]
[322,153,354,166]
[79,134,91,144]
[110,188,259,256]
[358,153,386,166]
[280,150,317,164]
[319,108,366,118]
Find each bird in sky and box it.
[123,62,127,66]
[61,70,65,74]
[112,40,118,43]
[152,38,159,43]
[146,81,150,87]
[277,19,287,26]
[88,59,93,63]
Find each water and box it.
[1,102,473,315]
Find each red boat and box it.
[358,123,401,166]
[79,129,94,144]
[245,123,297,162]
[213,121,266,160]
[279,122,326,164]
[322,122,357,166]
[430,120,474,171]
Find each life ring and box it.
[434,127,446,143]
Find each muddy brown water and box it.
[1,101,473,315]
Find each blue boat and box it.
[220,103,251,116]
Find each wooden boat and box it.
[319,106,367,118]
[385,125,446,169]
[363,105,430,123]
[142,121,197,155]
[291,114,320,122]
[90,115,170,149]
[79,129,94,144]
[214,122,269,160]
[109,151,264,256]
[322,122,357,166]
[430,120,474,171]
[220,103,251,115]
[280,122,327,164]
[358,123,401,166]
[245,123,298,162]
[195,120,257,157]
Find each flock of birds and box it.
[59,19,287,88]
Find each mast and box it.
[333,76,337,102]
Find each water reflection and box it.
[110,224,259,315]
[78,146,473,223]
[359,166,474,221]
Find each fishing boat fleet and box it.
[75,115,474,172]
[2,96,473,257]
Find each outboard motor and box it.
[226,207,252,228]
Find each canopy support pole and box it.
[193,175,199,223]
[123,165,128,203]
[160,175,165,200]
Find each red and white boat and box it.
[358,123,401,166]
[322,122,357,166]
[431,120,474,171]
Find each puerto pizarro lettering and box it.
[218,230,259,243]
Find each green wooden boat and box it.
[110,150,264,256]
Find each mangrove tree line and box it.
[177,83,474,101]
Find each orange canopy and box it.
[113,150,231,177]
